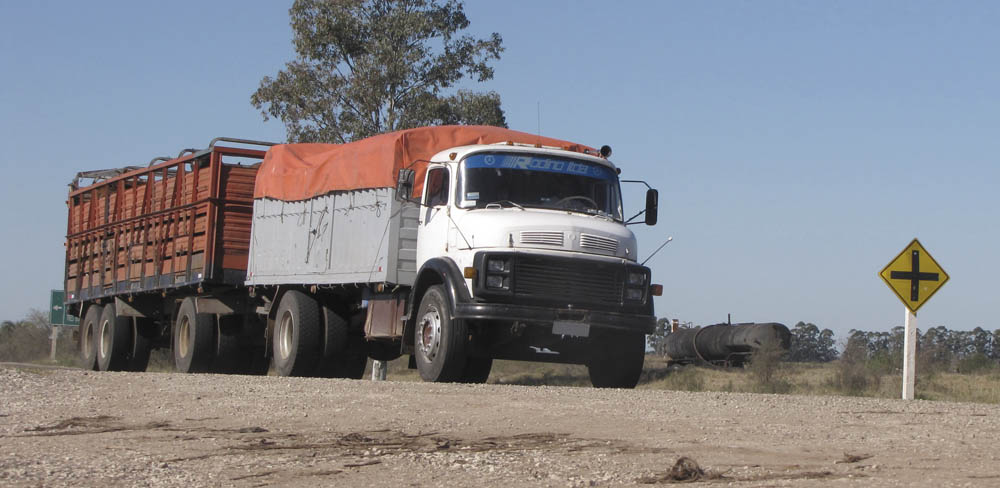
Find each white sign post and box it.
[901,308,917,400]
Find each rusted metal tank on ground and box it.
[663,322,791,366]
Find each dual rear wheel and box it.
[78,303,152,372]
[271,290,368,378]
[172,297,268,375]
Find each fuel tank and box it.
[663,322,791,366]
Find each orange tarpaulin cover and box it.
[253,125,597,201]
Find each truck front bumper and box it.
[454,302,655,335]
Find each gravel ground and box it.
[1,364,999,487]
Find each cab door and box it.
[416,165,452,265]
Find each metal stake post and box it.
[371,360,387,381]
[50,326,58,362]
[902,308,917,400]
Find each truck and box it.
[65,126,661,388]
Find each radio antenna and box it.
[537,101,541,141]
[641,236,673,266]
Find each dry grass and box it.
[377,354,1000,404]
[18,329,1000,404]
[641,358,1000,404]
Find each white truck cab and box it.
[400,142,660,386]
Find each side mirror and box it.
[644,189,658,226]
[396,169,415,201]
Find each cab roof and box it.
[254,125,599,201]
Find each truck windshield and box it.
[458,152,623,220]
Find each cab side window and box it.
[425,167,449,207]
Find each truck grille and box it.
[579,233,618,254]
[513,254,624,306]
[519,231,564,246]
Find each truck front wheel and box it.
[587,332,645,389]
[414,285,467,382]
[272,290,321,377]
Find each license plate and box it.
[552,320,590,338]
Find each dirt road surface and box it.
[2,365,998,487]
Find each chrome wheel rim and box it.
[178,315,191,359]
[417,306,442,362]
[278,311,294,360]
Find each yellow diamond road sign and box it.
[880,238,949,313]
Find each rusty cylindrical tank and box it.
[663,322,791,366]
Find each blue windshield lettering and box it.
[465,154,615,181]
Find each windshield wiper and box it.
[483,200,525,210]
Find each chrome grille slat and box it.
[519,231,564,246]
[580,233,618,253]
[513,255,623,305]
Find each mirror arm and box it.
[625,209,647,224]
[400,195,433,208]
[620,179,652,190]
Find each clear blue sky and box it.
[2,1,997,339]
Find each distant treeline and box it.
[791,321,1000,371]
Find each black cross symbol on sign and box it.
[890,250,940,302]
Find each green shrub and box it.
[747,340,792,393]
[659,367,706,392]
[828,340,878,396]
[0,322,76,364]
[957,353,997,375]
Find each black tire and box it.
[97,304,131,372]
[126,317,153,372]
[413,285,467,382]
[460,356,493,384]
[211,314,244,374]
[173,297,215,373]
[367,339,403,361]
[314,306,349,377]
[333,331,368,379]
[272,290,321,377]
[79,305,102,371]
[587,332,645,389]
[241,346,272,375]
[231,315,270,375]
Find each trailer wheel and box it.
[173,298,215,373]
[272,290,321,377]
[587,332,645,389]
[244,348,272,375]
[460,357,493,384]
[226,315,269,375]
[79,305,103,371]
[126,317,153,372]
[97,304,132,372]
[211,319,241,374]
[414,285,467,382]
